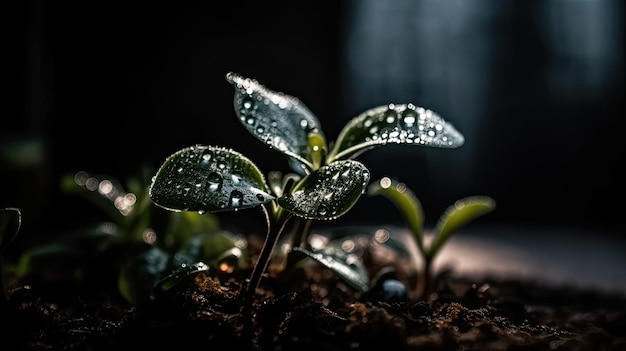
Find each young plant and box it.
[149,72,465,297]
[367,176,496,300]
[12,168,241,306]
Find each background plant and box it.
[10,168,247,306]
[368,176,496,300]
[149,72,466,297]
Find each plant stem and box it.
[417,258,433,301]
[289,218,314,249]
[244,206,292,296]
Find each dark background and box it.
[4,1,624,245]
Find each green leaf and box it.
[0,208,21,251]
[291,247,370,293]
[163,210,221,249]
[151,261,210,300]
[172,231,248,271]
[277,160,370,220]
[267,171,301,198]
[118,246,170,306]
[367,177,425,250]
[149,145,275,213]
[327,104,465,162]
[16,243,85,283]
[226,72,326,173]
[428,196,496,258]
[15,223,117,282]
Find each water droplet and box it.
[207,172,223,192]
[402,108,418,127]
[241,96,255,115]
[200,149,213,168]
[229,190,244,207]
[317,204,328,216]
[384,108,397,123]
[362,169,370,179]
[231,175,241,185]
[341,168,351,178]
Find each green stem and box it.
[289,218,314,249]
[244,205,292,296]
[418,258,433,301]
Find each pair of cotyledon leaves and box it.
[148,72,464,221]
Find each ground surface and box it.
[2,257,625,350]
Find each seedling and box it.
[149,72,465,297]
[12,169,243,306]
[368,176,496,300]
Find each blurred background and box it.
[4,1,624,248]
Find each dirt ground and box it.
[2,252,625,351]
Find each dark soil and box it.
[2,238,625,351]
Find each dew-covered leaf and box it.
[149,145,275,213]
[291,247,370,293]
[325,230,413,262]
[151,261,210,300]
[428,196,496,258]
[328,103,465,162]
[277,160,370,220]
[0,207,21,251]
[226,72,325,173]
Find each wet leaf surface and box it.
[149,145,274,213]
[329,103,465,162]
[226,72,325,173]
[277,160,370,220]
[291,246,370,293]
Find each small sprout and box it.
[150,72,465,298]
[368,176,496,300]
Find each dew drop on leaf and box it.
[207,172,223,192]
[317,204,328,216]
[228,190,244,207]
[201,148,213,165]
